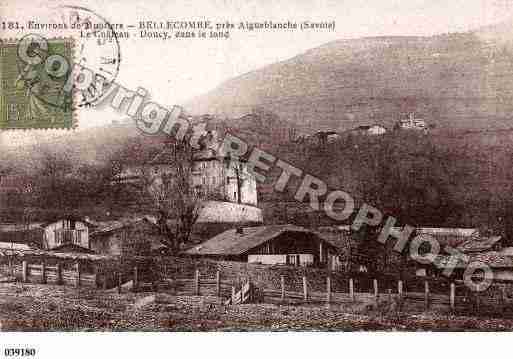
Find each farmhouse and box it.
[0,216,95,252]
[90,217,167,256]
[185,224,338,267]
[41,216,93,252]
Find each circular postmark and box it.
[60,5,121,107]
[15,5,121,111]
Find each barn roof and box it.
[414,227,479,248]
[0,242,31,251]
[185,224,332,256]
[52,243,96,254]
[91,217,157,236]
[40,215,96,228]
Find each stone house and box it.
[113,131,258,207]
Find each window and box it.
[286,255,300,266]
[8,103,18,121]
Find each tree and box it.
[139,141,213,254]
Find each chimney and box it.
[236,227,244,235]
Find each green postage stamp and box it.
[0,36,75,130]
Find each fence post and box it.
[231,286,236,304]
[326,276,332,306]
[349,278,354,301]
[302,275,308,302]
[216,271,221,297]
[133,266,139,292]
[75,262,81,288]
[41,260,46,284]
[373,279,378,298]
[280,275,285,302]
[194,269,200,295]
[93,266,99,289]
[117,272,122,294]
[450,283,455,312]
[424,281,430,310]
[398,280,403,298]
[22,260,28,282]
[102,274,108,290]
[56,263,62,285]
[501,286,506,311]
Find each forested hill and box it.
[186,23,513,133]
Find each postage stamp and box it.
[0,36,76,130]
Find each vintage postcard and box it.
[1,0,513,357]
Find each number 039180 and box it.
[4,348,36,357]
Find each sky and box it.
[2,0,513,145]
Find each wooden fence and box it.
[8,260,98,287]
[1,253,510,315]
[160,269,508,313]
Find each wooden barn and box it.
[90,217,168,257]
[185,224,338,267]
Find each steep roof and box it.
[185,224,331,256]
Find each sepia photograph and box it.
[1,0,513,357]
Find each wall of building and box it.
[192,158,258,206]
[197,200,262,223]
[90,222,164,257]
[248,254,314,266]
[43,220,89,250]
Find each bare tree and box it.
[139,141,212,254]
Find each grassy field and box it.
[1,283,513,331]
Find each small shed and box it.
[185,224,338,267]
[41,215,93,251]
[90,217,167,256]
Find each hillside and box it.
[185,27,513,133]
